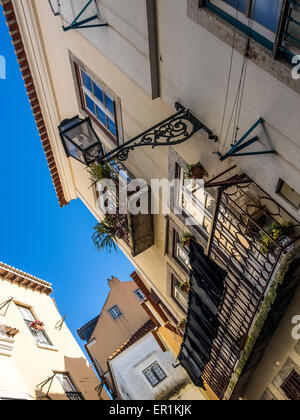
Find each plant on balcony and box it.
[30,320,44,331]
[88,162,118,187]
[180,232,194,247]
[185,162,208,179]
[259,221,294,255]
[93,214,129,254]
[179,281,191,294]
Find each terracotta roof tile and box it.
[108,319,155,361]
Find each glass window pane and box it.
[81,70,92,91]
[107,118,117,136]
[85,94,96,115]
[96,106,107,126]
[252,0,282,32]
[105,94,115,116]
[222,0,247,13]
[17,306,35,321]
[93,83,104,104]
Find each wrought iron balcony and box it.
[24,320,52,347]
[66,392,85,401]
[92,162,154,257]
[179,167,300,399]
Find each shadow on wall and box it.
[33,355,105,401]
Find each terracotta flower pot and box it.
[180,283,191,294]
[191,166,206,179]
[31,323,44,331]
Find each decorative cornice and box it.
[1,0,68,207]
[0,261,52,295]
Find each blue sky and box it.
[0,7,134,347]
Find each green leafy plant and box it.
[88,162,117,187]
[179,281,191,294]
[180,232,194,247]
[259,221,294,254]
[93,214,129,254]
[185,162,208,179]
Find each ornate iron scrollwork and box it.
[97,102,218,164]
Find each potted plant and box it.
[180,232,194,247]
[185,162,208,180]
[259,221,294,255]
[179,281,191,294]
[93,214,129,254]
[88,162,118,187]
[30,320,44,331]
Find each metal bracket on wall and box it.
[36,374,55,400]
[0,297,13,316]
[96,102,218,164]
[55,315,67,331]
[62,0,108,31]
[217,118,276,161]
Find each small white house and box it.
[108,322,191,401]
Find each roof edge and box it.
[1,0,68,207]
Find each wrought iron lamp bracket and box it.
[95,102,218,165]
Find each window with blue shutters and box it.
[75,63,120,144]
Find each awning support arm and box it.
[217,118,276,161]
[63,0,108,31]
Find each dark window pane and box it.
[105,94,115,116]
[96,106,107,126]
[222,0,247,13]
[252,0,282,32]
[94,83,104,104]
[107,118,117,136]
[85,94,96,115]
[81,70,92,91]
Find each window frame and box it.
[134,289,146,302]
[55,373,85,401]
[16,304,53,347]
[143,362,167,388]
[74,62,121,145]
[108,305,122,320]
[203,0,281,54]
[276,178,300,210]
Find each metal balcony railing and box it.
[66,392,85,401]
[186,168,300,399]
[24,320,52,347]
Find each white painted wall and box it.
[58,0,154,97]
[156,0,300,220]
[109,333,188,400]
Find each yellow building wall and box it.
[87,279,150,372]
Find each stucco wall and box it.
[109,333,188,400]
[86,278,150,372]
[15,0,300,331]
[0,275,102,400]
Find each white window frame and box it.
[135,289,145,302]
[108,305,122,320]
[143,362,167,388]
